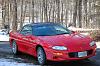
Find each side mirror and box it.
[71,31,76,34]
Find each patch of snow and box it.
[80,33,90,36]
[0,58,34,66]
[0,34,9,41]
[68,27,100,31]
[96,42,100,48]
[0,29,9,41]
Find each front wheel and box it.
[12,41,19,55]
[37,47,46,65]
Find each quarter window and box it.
[20,26,32,35]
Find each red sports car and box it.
[9,22,96,65]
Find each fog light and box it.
[53,52,63,56]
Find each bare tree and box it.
[20,0,24,28]
[2,0,6,28]
[78,0,82,28]
[73,0,78,27]
[12,0,17,31]
[32,0,34,23]
[56,0,60,23]
[1,0,100,30]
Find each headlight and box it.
[52,46,67,50]
[90,41,95,46]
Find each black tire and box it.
[12,41,19,55]
[37,47,46,65]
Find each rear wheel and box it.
[37,47,46,65]
[12,41,19,55]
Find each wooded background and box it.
[1,0,100,31]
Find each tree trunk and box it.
[78,0,82,28]
[29,0,31,23]
[73,0,78,27]
[61,2,63,24]
[2,0,6,28]
[43,0,48,22]
[56,0,60,23]
[20,0,24,28]
[32,0,34,23]
[12,0,17,31]
[83,0,88,28]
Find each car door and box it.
[17,25,34,53]
[21,26,36,54]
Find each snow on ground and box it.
[0,58,34,66]
[96,42,100,48]
[0,34,9,41]
[0,29,9,41]
[68,27,100,31]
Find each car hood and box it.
[37,33,92,51]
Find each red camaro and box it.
[9,22,96,65]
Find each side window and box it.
[20,26,32,35]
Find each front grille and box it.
[68,50,93,58]
[69,52,78,58]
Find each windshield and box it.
[32,24,71,36]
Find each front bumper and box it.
[45,46,96,61]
